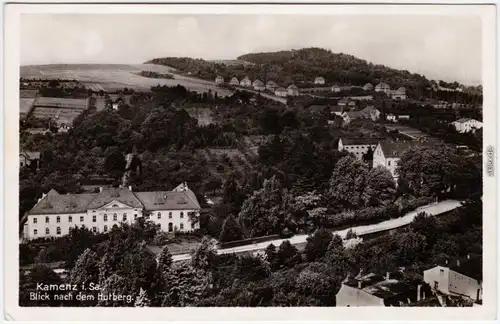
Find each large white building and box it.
[423,254,482,303]
[338,138,381,161]
[372,141,413,181]
[23,183,201,240]
[451,118,483,133]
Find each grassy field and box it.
[20,64,234,96]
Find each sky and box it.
[21,14,482,85]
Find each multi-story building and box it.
[23,183,201,240]
[372,140,413,181]
[451,118,483,133]
[423,254,482,303]
[338,138,381,161]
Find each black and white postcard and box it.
[3,1,498,322]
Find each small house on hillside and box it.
[253,79,265,91]
[215,75,224,85]
[314,76,325,85]
[332,84,341,93]
[275,87,288,97]
[363,83,374,91]
[375,82,391,94]
[266,80,279,92]
[359,105,381,121]
[287,84,299,96]
[20,151,41,169]
[386,113,397,122]
[390,87,407,100]
[229,77,239,86]
[451,118,482,133]
[240,77,252,87]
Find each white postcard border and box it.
[3,2,498,322]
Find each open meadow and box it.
[20,64,234,96]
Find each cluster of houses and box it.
[332,82,407,100]
[335,254,482,306]
[215,75,301,97]
[22,182,201,240]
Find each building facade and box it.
[252,80,265,91]
[375,82,391,94]
[372,141,413,181]
[287,84,299,96]
[240,77,252,87]
[314,76,325,85]
[451,118,483,133]
[229,77,239,86]
[23,183,201,240]
[215,76,224,85]
[338,138,380,161]
[423,255,482,302]
[390,87,407,100]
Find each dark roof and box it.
[341,138,382,146]
[30,192,98,215]
[86,187,143,209]
[435,254,482,282]
[379,140,413,158]
[134,191,200,210]
[330,105,343,112]
[344,272,417,301]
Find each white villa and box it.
[314,76,325,85]
[215,76,224,85]
[451,118,483,133]
[373,141,413,181]
[23,183,201,240]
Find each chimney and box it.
[358,281,362,289]
[99,187,103,193]
[417,284,422,301]
[467,254,470,260]
[456,260,460,267]
[445,259,448,265]
[386,272,390,281]
[183,182,188,191]
[128,186,132,191]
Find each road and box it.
[172,199,462,262]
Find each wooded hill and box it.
[147,48,480,94]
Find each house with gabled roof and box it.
[20,151,41,169]
[363,83,374,91]
[275,87,288,97]
[23,183,201,240]
[424,254,482,303]
[229,77,239,86]
[372,140,413,181]
[390,87,407,100]
[266,80,279,92]
[314,76,325,85]
[287,84,299,96]
[375,82,391,94]
[253,79,265,91]
[332,84,341,93]
[451,118,483,133]
[215,75,224,85]
[240,76,252,87]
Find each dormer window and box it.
[112,204,118,208]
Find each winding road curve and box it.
[172,199,462,262]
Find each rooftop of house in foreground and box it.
[343,272,416,300]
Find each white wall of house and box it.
[373,145,400,180]
[335,283,385,307]
[27,212,87,239]
[148,209,200,232]
[340,144,377,161]
[452,120,483,133]
[424,266,482,301]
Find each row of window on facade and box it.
[33,211,188,224]
[33,221,194,236]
